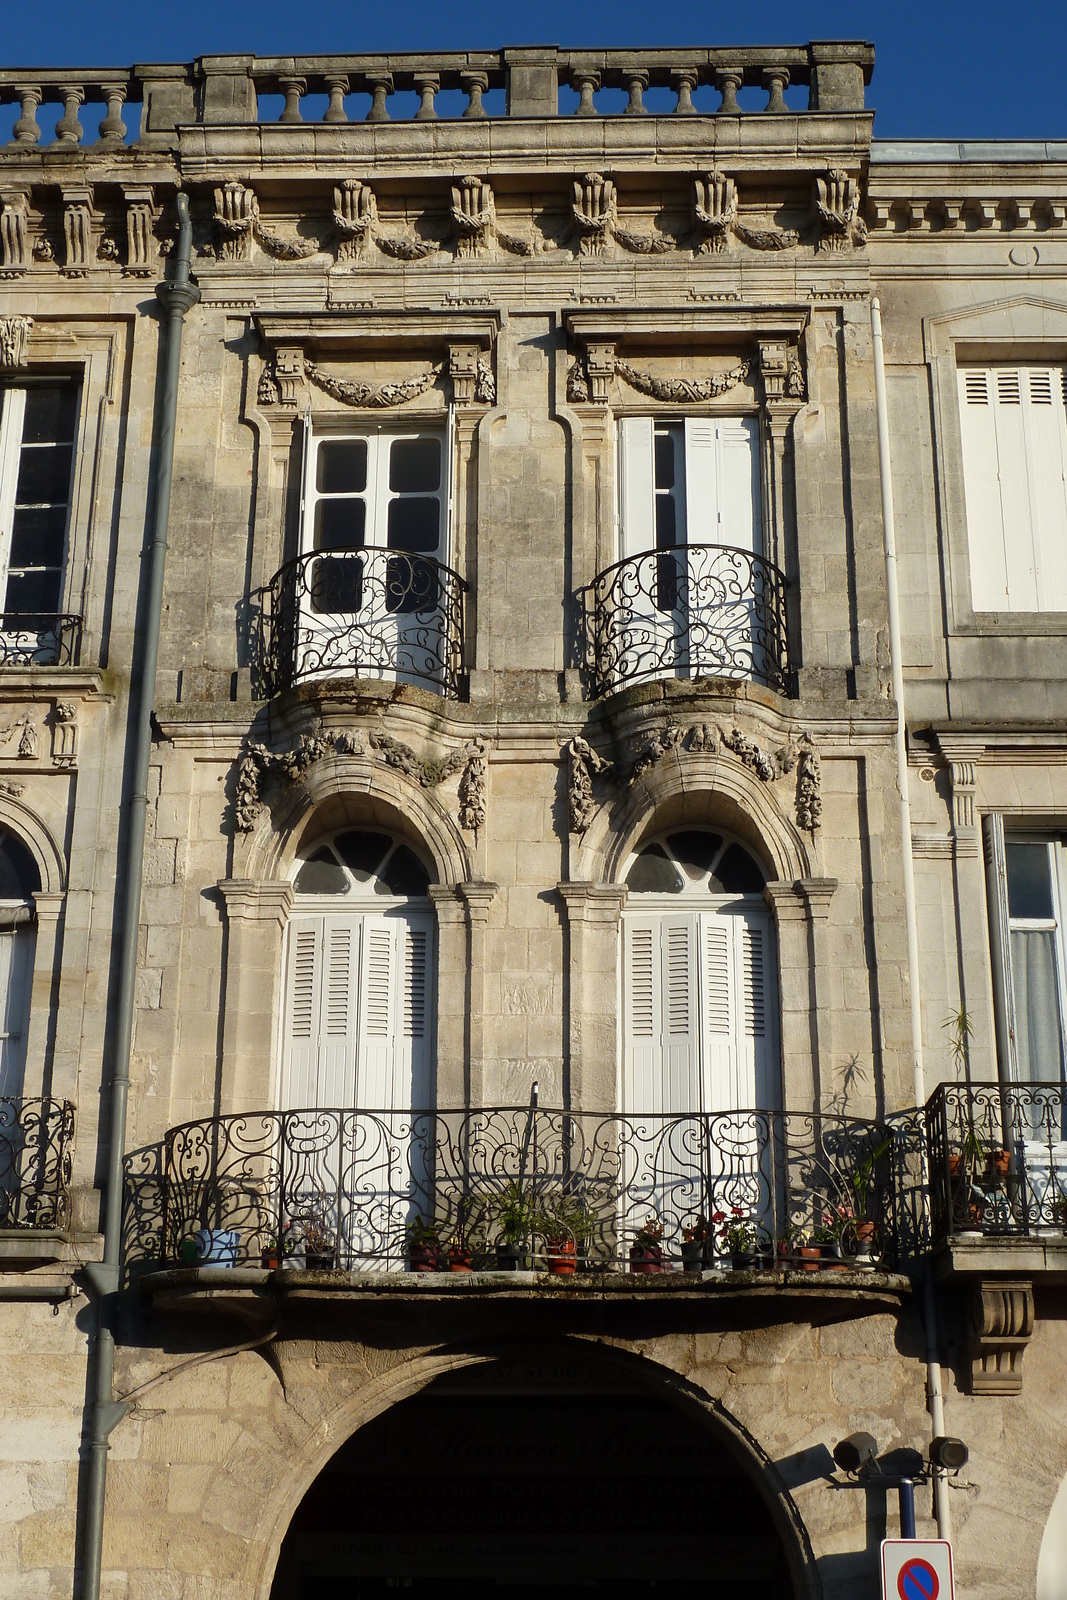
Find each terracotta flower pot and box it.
[853,1220,877,1245]
[545,1238,577,1276]
[990,1148,1011,1179]
[448,1248,472,1273]
[629,1245,665,1275]
[799,1245,822,1272]
[407,1243,438,1273]
[261,1250,281,1270]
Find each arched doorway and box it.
[269,1356,802,1600]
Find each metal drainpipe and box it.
[870,296,952,1543]
[78,191,199,1600]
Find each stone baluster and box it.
[670,68,698,113]
[97,83,127,142]
[323,75,349,122]
[11,86,42,145]
[55,86,85,145]
[571,70,599,116]
[762,66,790,113]
[461,71,488,118]
[278,77,305,123]
[365,72,392,122]
[715,66,743,114]
[413,73,439,120]
[623,68,648,114]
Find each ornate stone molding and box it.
[370,731,488,832]
[733,220,800,251]
[571,172,672,257]
[51,702,78,766]
[968,1279,1035,1395]
[304,360,442,409]
[212,181,318,263]
[0,315,33,371]
[61,187,93,276]
[561,722,821,837]
[615,357,751,404]
[234,730,365,833]
[123,187,156,277]
[0,713,39,759]
[333,179,377,260]
[0,191,31,277]
[692,171,738,254]
[814,168,867,251]
[449,343,495,405]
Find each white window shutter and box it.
[686,417,761,557]
[319,919,358,1107]
[663,917,700,1116]
[618,417,656,560]
[622,915,699,1117]
[281,920,321,1110]
[1024,366,1067,610]
[622,919,661,1114]
[401,916,433,1109]
[959,367,1012,610]
[741,913,779,1111]
[0,925,33,1099]
[682,418,719,544]
[700,914,736,1115]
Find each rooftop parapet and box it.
[0,42,873,150]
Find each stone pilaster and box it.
[557,882,627,1111]
[217,880,293,1111]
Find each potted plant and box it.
[492,1181,535,1270]
[539,1193,591,1275]
[629,1216,666,1273]
[447,1235,473,1272]
[715,1208,763,1271]
[817,1205,853,1270]
[302,1222,335,1271]
[404,1215,441,1272]
[680,1214,708,1271]
[261,1223,297,1270]
[776,1220,806,1268]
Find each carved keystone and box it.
[968,1279,1035,1395]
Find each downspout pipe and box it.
[870,296,951,1542]
[79,191,199,1600]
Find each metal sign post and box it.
[881,1539,955,1600]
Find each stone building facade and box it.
[0,39,1065,1600]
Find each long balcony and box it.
[926,1081,1067,1245]
[251,549,467,699]
[123,1104,897,1274]
[576,544,791,699]
[0,1096,76,1232]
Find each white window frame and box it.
[0,380,79,657]
[985,816,1067,1089]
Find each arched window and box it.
[621,829,779,1116]
[0,828,40,1099]
[280,830,434,1112]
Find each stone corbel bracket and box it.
[0,315,33,371]
[211,180,319,263]
[331,177,438,264]
[0,189,31,277]
[814,168,868,252]
[968,1279,1035,1395]
[758,338,808,406]
[571,172,672,258]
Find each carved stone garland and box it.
[572,173,672,258]
[304,360,442,409]
[212,181,319,262]
[567,351,752,408]
[234,729,487,835]
[563,723,821,837]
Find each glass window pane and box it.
[9,507,68,569]
[294,849,350,895]
[625,844,684,894]
[335,832,392,882]
[21,386,77,445]
[384,555,439,617]
[377,845,431,896]
[309,556,362,615]
[315,500,365,551]
[1006,842,1055,920]
[389,437,440,493]
[16,444,73,506]
[668,832,724,880]
[1010,928,1065,1084]
[714,845,766,894]
[387,498,439,554]
[654,495,677,549]
[317,439,367,494]
[0,831,40,899]
[4,571,62,616]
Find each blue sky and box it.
[3,0,1065,140]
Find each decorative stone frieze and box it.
[0,316,33,371]
[0,713,39,760]
[615,357,751,404]
[733,219,800,251]
[305,360,442,408]
[0,191,31,276]
[563,736,614,834]
[571,172,672,257]
[968,1279,1035,1395]
[234,730,365,833]
[450,176,495,258]
[332,179,376,261]
[692,171,738,253]
[212,181,317,263]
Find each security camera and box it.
[833,1432,880,1474]
[929,1436,969,1472]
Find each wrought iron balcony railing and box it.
[123,1104,897,1273]
[0,614,82,668]
[251,549,467,699]
[576,544,791,699]
[926,1081,1067,1243]
[0,1096,76,1231]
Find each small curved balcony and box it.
[0,1095,76,1231]
[0,613,82,668]
[577,543,791,699]
[123,1104,900,1276]
[252,549,467,699]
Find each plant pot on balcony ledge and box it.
[629,1245,666,1274]
[545,1238,577,1276]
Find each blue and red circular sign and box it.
[897,1558,939,1600]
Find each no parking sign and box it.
[881,1540,954,1600]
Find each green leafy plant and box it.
[538,1192,594,1245]
[404,1215,441,1248]
[632,1216,664,1251]
[714,1208,765,1256]
[849,1137,892,1221]
[492,1181,536,1245]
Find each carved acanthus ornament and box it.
[0,316,33,371]
[333,180,377,260]
[457,737,488,831]
[370,732,489,831]
[562,722,821,837]
[305,360,442,409]
[572,172,671,257]
[814,169,868,251]
[213,181,318,263]
[693,171,738,254]
[234,730,366,833]
[449,344,496,405]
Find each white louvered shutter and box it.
[683,417,761,556]
[618,417,656,560]
[623,915,700,1115]
[700,915,735,1113]
[959,365,1067,611]
[281,919,321,1110]
[623,919,659,1113]
[0,925,32,1099]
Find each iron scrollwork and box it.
[0,1096,76,1230]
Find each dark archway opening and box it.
[270,1359,796,1600]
